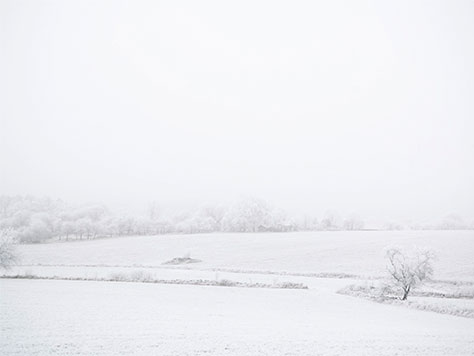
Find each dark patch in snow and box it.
[162,257,202,265]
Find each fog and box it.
[1,0,473,222]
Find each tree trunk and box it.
[401,286,410,300]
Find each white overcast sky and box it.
[1,0,473,221]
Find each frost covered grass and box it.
[1,271,309,290]
[338,281,474,319]
[344,279,474,301]
[415,280,474,299]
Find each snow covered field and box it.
[15,230,474,280]
[2,278,474,356]
[2,230,474,355]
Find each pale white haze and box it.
[2,2,474,356]
[1,0,474,222]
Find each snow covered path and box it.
[2,279,473,356]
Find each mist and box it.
[2,2,474,355]
[1,0,474,223]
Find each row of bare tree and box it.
[1,195,471,243]
[0,196,367,243]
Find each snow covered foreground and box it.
[2,230,474,355]
[2,278,474,356]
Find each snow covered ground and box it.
[2,230,474,355]
[2,278,474,356]
[16,230,474,280]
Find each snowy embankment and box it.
[338,282,474,319]
[2,265,347,291]
[2,268,308,290]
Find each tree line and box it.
[0,195,367,243]
[0,195,471,243]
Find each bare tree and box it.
[385,247,435,300]
[343,215,364,231]
[320,211,341,230]
[0,229,19,269]
[222,198,274,232]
